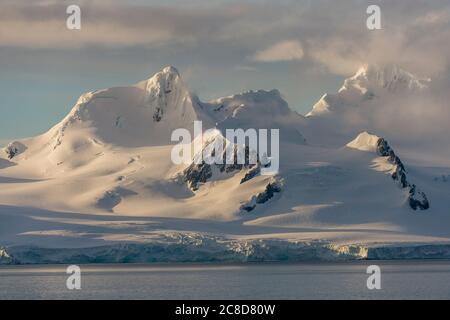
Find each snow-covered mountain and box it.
[306,64,430,117]
[206,89,306,144]
[1,65,450,264]
[347,132,429,210]
[301,64,436,150]
[34,66,211,148]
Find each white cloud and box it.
[306,38,364,76]
[2,1,449,79]
[252,40,304,62]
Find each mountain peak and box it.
[209,89,293,123]
[306,64,430,117]
[141,66,183,91]
[346,131,381,152]
[161,65,180,77]
[145,65,182,87]
[345,64,430,93]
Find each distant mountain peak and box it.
[143,65,184,96]
[345,64,430,93]
[346,131,380,152]
[209,89,291,120]
[306,63,430,117]
[144,65,181,83]
[161,65,180,76]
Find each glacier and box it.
[3,236,450,265]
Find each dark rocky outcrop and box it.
[182,140,262,191]
[240,179,283,213]
[153,106,163,122]
[408,184,430,211]
[256,182,282,204]
[376,138,429,211]
[240,165,261,184]
[183,161,214,191]
[4,141,26,160]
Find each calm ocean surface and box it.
[1,261,450,299]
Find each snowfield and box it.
[1,65,450,264]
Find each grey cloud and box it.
[1,0,449,78]
[0,1,256,48]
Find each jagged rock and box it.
[409,184,430,211]
[4,141,26,160]
[376,138,391,157]
[240,165,261,184]
[153,106,163,122]
[392,165,408,188]
[184,161,213,191]
[182,139,261,191]
[376,137,429,211]
[389,152,406,172]
[240,179,283,212]
[256,182,282,204]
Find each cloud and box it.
[306,38,364,75]
[252,40,304,62]
[302,1,450,77]
[306,68,450,155]
[1,0,449,80]
[0,2,244,49]
[306,26,450,77]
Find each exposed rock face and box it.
[240,165,261,184]
[408,184,429,211]
[183,161,214,191]
[256,181,282,203]
[183,142,261,191]
[4,141,26,160]
[153,106,163,122]
[241,179,283,212]
[376,138,429,211]
[376,138,391,156]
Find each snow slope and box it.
[1,65,450,264]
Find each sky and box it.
[1,0,450,145]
